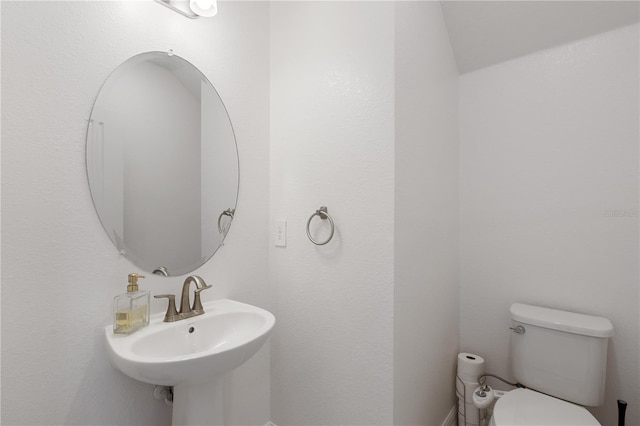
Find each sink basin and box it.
[105,298,275,425]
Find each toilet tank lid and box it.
[510,303,614,337]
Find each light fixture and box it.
[189,0,218,17]
[154,0,218,19]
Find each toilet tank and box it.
[510,303,614,406]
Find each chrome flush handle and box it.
[509,325,525,334]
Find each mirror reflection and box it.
[86,52,239,276]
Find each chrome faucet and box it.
[155,275,212,322]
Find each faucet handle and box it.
[154,294,179,322]
[191,285,212,314]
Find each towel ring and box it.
[217,208,235,234]
[306,206,334,245]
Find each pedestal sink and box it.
[105,299,275,426]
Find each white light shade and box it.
[189,0,217,17]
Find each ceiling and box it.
[440,1,640,74]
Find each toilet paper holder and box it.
[456,375,487,426]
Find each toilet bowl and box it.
[489,388,599,426]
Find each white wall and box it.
[269,3,461,425]
[394,3,459,425]
[459,24,639,426]
[269,2,395,424]
[1,1,270,425]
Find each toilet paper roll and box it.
[458,413,482,426]
[458,412,465,426]
[458,400,483,424]
[457,353,485,383]
[457,352,486,425]
[457,377,483,403]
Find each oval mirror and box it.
[86,51,238,277]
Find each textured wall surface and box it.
[269,2,395,424]
[394,3,459,425]
[1,2,270,425]
[459,24,639,426]
[4,2,637,426]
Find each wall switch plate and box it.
[275,220,287,247]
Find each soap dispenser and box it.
[113,273,150,335]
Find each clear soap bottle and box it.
[113,273,150,335]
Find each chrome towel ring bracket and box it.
[217,208,235,234]
[306,206,335,245]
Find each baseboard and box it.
[442,404,458,426]
[267,410,457,426]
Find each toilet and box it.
[479,303,614,426]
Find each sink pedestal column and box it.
[172,377,224,426]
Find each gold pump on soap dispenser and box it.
[113,273,150,335]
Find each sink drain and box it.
[188,326,195,333]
